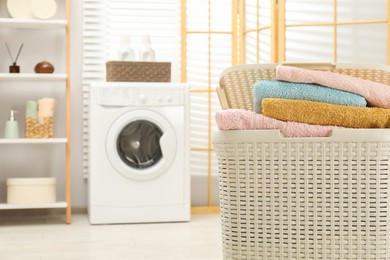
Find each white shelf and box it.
[0,73,67,81]
[0,138,67,144]
[0,18,67,29]
[0,202,67,210]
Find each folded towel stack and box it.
[265,65,390,128]
[216,65,390,137]
[276,65,390,108]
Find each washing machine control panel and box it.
[97,85,186,107]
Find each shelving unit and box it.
[0,0,71,224]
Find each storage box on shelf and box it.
[7,177,56,204]
[213,63,390,260]
[106,61,171,82]
[0,1,71,223]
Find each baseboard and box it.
[0,207,87,218]
[0,206,219,220]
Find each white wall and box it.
[69,0,86,207]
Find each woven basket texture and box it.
[106,61,171,82]
[25,117,53,138]
[214,63,390,260]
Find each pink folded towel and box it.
[215,109,343,137]
[276,65,390,108]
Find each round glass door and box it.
[106,109,177,181]
[117,120,163,169]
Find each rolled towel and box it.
[276,65,390,108]
[262,98,390,128]
[215,109,344,137]
[253,80,367,113]
[38,97,57,123]
[26,100,38,120]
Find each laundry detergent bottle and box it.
[4,110,19,138]
[118,35,136,61]
[138,35,156,62]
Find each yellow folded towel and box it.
[262,98,390,128]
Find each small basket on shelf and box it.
[25,117,54,138]
[25,98,56,139]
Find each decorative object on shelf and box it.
[5,43,24,73]
[7,0,34,19]
[35,60,54,73]
[25,97,57,138]
[6,0,57,20]
[31,0,57,20]
[4,110,19,139]
[106,61,171,82]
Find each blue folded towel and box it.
[253,80,367,113]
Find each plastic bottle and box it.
[118,35,136,61]
[138,35,156,62]
[4,110,19,138]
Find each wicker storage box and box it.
[25,117,53,138]
[106,61,171,82]
[213,63,390,260]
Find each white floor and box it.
[0,213,223,260]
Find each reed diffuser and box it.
[6,43,24,73]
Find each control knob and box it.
[138,93,147,104]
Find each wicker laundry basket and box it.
[213,62,390,260]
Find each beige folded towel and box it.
[38,97,57,123]
[262,98,390,128]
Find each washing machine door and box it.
[106,109,177,181]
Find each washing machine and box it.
[88,82,190,224]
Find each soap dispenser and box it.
[4,110,19,139]
[138,35,156,62]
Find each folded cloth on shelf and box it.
[276,65,390,108]
[38,97,57,123]
[253,80,367,113]
[26,100,38,120]
[215,108,344,137]
[262,98,390,128]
